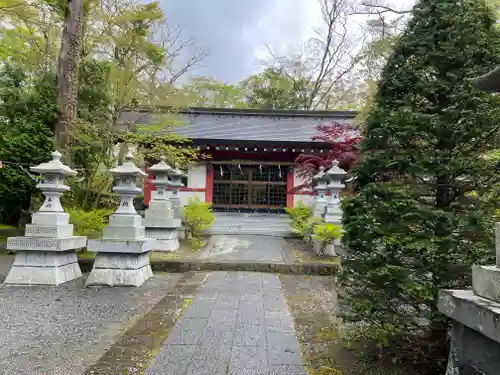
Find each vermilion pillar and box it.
[205,166,214,203]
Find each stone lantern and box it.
[324,160,347,224]
[143,156,181,251]
[4,151,86,285]
[312,166,328,218]
[168,163,187,219]
[86,151,153,287]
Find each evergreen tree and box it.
[339,0,500,369]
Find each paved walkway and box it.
[145,271,308,375]
[202,236,292,263]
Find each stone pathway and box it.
[202,235,293,264]
[145,271,308,375]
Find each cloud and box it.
[160,0,318,83]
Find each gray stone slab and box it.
[236,305,265,328]
[267,332,304,366]
[182,297,216,318]
[262,274,283,290]
[229,345,268,375]
[166,318,208,345]
[206,309,238,330]
[233,324,267,346]
[145,345,196,375]
[264,289,289,312]
[240,293,264,305]
[206,236,287,263]
[265,311,295,333]
[185,329,234,375]
[214,294,241,310]
[268,365,309,375]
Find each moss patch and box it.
[84,271,206,375]
[279,275,408,375]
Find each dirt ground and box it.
[279,274,406,375]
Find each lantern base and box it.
[85,252,153,287]
[3,250,82,286]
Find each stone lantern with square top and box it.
[143,156,181,251]
[86,151,153,287]
[4,151,87,285]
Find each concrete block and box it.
[87,239,149,253]
[25,224,73,238]
[108,214,142,227]
[93,252,150,269]
[472,265,500,303]
[7,236,87,252]
[102,225,145,241]
[4,260,82,286]
[145,228,179,240]
[143,218,182,229]
[438,289,500,344]
[143,238,179,252]
[85,265,153,287]
[31,212,69,225]
[86,252,153,287]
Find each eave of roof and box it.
[122,106,358,118]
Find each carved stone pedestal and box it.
[86,241,153,287]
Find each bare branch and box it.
[353,2,412,15]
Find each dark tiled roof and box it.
[118,107,357,143]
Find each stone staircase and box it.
[206,212,293,237]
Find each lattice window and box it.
[213,183,231,205]
[230,184,248,205]
[269,185,287,206]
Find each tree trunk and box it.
[54,0,85,150]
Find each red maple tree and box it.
[294,122,361,189]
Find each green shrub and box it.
[338,0,500,370]
[313,222,342,249]
[182,197,215,249]
[285,202,321,240]
[68,208,114,238]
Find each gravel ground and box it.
[0,260,182,375]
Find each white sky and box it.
[160,0,417,82]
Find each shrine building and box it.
[119,107,357,213]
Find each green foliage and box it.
[242,68,311,109]
[338,0,500,371]
[182,197,215,249]
[285,202,322,240]
[68,208,113,238]
[313,223,342,245]
[182,76,246,108]
[0,65,56,224]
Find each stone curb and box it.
[78,259,337,276]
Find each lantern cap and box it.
[148,155,173,174]
[30,150,77,177]
[109,151,147,177]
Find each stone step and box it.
[206,228,292,236]
[211,222,291,228]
